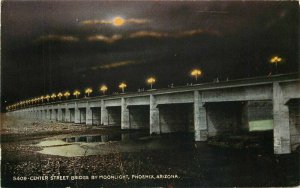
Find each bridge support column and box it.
[52,109,57,121]
[43,110,47,120]
[273,82,291,154]
[37,110,40,120]
[86,103,93,125]
[121,98,130,129]
[75,103,80,124]
[46,109,50,120]
[101,100,108,125]
[57,108,63,122]
[194,91,208,141]
[150,94,160,134]
[65,108,71,122]
[49,110,53,120]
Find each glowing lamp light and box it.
[45,95,50,102]
[64,91,71,99]
[191,69,202,82]
[40,96,44,103]
[51,93,57,100]
[119,83,127,93]
[73,90,81,98]
[85,88,93,97]
[57,92,63,100]
[147,77,156,89]
[270,56,283,64]
[34,98,38,104]
[269,56,284,74]
[100,85,108,95]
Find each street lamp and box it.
[85,88,93,97]
[64,91,70,100]
[191,69,202,82]
[119,83,127,93]
[30,99,34,106]
[40,96,44,103]
[57,92,63,100]
[73,90,81,98]
[51,93,57,101]
[45,95,50,102]
[269,56,283,74]
[34,98,38,105]
[100,85,108,95]
[147,77,156,89]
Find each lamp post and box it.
[85,88,93,97]
[51,93,57,101]
[30,99,34,106]
[57,92,63,100]
[119,83,127,93]
[191,69,202,82]
[40,96,44,103]
[269,56,283,74]
[34,98,38,105]
[147,77,156,89]
[100,85,108,95]
[45,95,50,102]
[64,91,70,100]
[73,90,81,98]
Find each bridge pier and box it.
[70,108,75,122]
[79,108,86,124]
[74,103,80,124]
[194,91,208,141]
[49,109,54,121]
[61,109,66,122]
[273,82,291,154]
[38,110,41,120]
[41,110,44,120]
[65,107,71,122]
[57,107,63,121]
[35,111,38,119]
[86,104,93,125]
[150,94,160,134]
[121,98,130,129]
[101,100,108,125]
[46,109,50,120]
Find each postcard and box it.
[1,1,299,187]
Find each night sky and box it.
[1,1,299,111]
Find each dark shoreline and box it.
[1,116,299,187]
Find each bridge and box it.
[6,73,300,154]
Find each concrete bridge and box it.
[7,73,300,154]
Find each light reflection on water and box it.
[64,134,121,143]
[36,131,166,157]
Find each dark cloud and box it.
[1,1,298,110]
[36,34,79,43]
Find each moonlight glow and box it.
[113,17,125,26]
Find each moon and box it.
[113,17,125,26]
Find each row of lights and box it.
[6,55,284,112]
[6,73,179,111]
